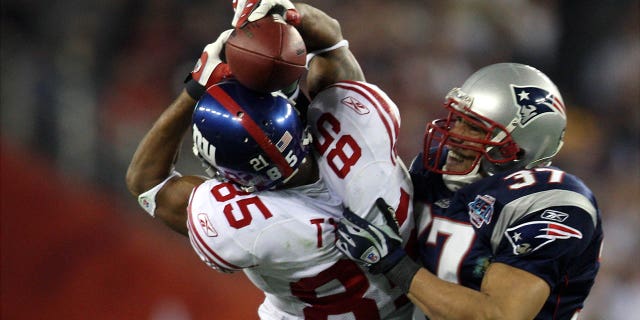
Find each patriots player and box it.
[337,63,603,319]
[126,1,415,319]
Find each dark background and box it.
[2,0,638,319]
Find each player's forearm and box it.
[294,2,364,98]
[294,3,342,53]
[407,268,504,320]
[125,90,197,197]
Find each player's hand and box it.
[336,198,407,274]
[232,0,300,28]
[190,29,234,89]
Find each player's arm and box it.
[337,199,550,320]
[125,31,233,236]
[125,90,205,236]
[294,3,365,99]
[408,263,549,320]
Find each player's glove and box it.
[336,198,421,293]
[185,29,234,100]
[337,198,404,274]
[231,0,300,28]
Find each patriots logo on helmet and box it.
[512,85,565,126]
[505,221,582,255]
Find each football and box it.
[225,15,307,93]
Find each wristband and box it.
[384,255,421,293]
[184,76,206,100]
[137,171,182,217]
[305,39,349,68]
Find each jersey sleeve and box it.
[492,201,598,289]
[186,180,258,273]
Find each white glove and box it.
[190,29,234,89]
[231,0,299,28]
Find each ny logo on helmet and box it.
[192,124,216,165]
[512,85,565,126]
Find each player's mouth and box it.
[448,149,476,161]
[446,149,478,170]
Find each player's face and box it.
[445,117,487,173]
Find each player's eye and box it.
[457,117,486,135]
[467,122,484,134]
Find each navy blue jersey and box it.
[410,153,603,320]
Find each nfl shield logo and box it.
[362,247,380,264]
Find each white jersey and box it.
[308,81,416,317]
[187,80,415,319]
[308,81,415,243]
[188,178,412,319]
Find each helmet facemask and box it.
[423,88,521,176]
[423,63,567,178]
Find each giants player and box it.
[126,2,415,319]
[337,63,603,319]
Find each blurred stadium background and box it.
[1,0,638,319]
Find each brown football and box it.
[225,15,307,93]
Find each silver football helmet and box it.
[424,63,567,176]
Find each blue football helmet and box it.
[192,80,311,192]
